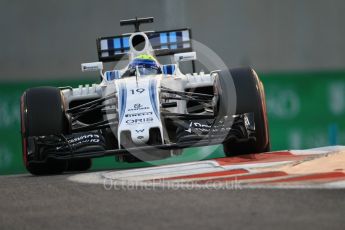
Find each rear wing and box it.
[96,28,193,62]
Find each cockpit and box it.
[122,54,162,77]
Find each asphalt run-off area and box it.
[1,146,345,229]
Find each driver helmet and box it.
[127,54,162,76]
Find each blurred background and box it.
[1,0,345,174]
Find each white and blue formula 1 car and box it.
[20,17,270,175]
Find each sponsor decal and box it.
[185,121,230,134]
[128,103,150,112]
[68,134,101,144]
[125,117,154,125]
[185,122,212,134]
[125,112,153,118]
[56,134,101,151]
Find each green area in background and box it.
[1,70,345,174]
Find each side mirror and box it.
[81,62,103,72]
[174,52,196,62]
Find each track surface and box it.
[1,173,345,230]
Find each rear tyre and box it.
[21,87,68,175]
[217,68,270,156]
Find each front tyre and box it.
[21,87,68,175]
[218,68,270,156]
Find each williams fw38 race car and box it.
[20,17,270,175]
